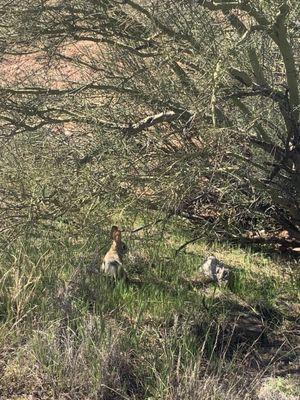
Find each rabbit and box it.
[101,226,128,280]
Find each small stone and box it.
[200,255,230,285]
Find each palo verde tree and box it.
[0,0,299,240]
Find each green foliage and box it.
[0,3,299,398]
[0,0,300,238]
[0,217,299,398]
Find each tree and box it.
[0,0,299,240]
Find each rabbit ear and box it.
[111,225,122,241]
[114,230,122,242]
[111,225,119,239]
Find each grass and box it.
[0,215,299,399]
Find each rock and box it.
[200,255,230,285]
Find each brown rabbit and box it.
[101,226,128,280]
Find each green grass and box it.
[0,216,299,399]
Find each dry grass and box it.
[0,217,299,399]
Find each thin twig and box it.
[175,235,204,255]
[130,216,170,233]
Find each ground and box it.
[0,216,299,399]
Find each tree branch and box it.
[231,98,270,142]
[171,61,200,97]
[125,0,203,51]
[78,109,194,164]
[202,1,299,127]
[249,136,285,161]
[224,85,293,136]
[270,4,300,127]
[121,110,193,136]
